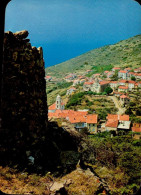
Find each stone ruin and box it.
[0,30,48,167]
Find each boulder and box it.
[50,182,67,195]
[14,30,29,39]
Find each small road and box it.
[109,96,126,115]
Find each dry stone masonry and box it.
[0,30,48,166]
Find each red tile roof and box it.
[48,102,64,110]
[107,114,129,121]
[45,76,51,79]
[132,124,141,133]
[69,87,76,90]
[86,114,98,124]
[48,103,56,110]
[84,82,94,85]
[119,70,127,73]
[134,69,139,72]
[128,72,135,75]
[110,81,118,84]
[93,74,101,76]
[128,80,136,84]
[69,115,86,123]
[120,95,129,99]
[119,86,128,89]
[119,80,127,83]
[99,81,110,85]
[105,120,118,128]
[104,71,109,74]
[113,67,120,70]
[119,115,130,121]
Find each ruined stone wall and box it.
[0,30,48,165]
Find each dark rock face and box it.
[0,31,48,167]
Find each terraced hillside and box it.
[46,35,141,77]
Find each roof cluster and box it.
[106,114,129,128]
[48,109,98,124]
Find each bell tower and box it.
[56,94,61,110]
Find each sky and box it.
[5,0,141,67]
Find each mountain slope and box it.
[46,35,141,77]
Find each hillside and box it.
[46,35,141,77]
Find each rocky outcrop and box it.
[0,30,48,167]
[58,167,110,195]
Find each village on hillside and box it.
[46,66,141,136]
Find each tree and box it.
[104,87,113,95]
[131,76,136,81]
[111,70,119,81]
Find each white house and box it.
[110,81,118,91]
[66,87,76,95]
[118,70,128,80]
[118,86,128,93]
[83,81,94,91]
[128,80,136,91]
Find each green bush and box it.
[65,92,86,108]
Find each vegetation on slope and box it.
[65,92,117,119]
[80,132,141,195]
[47,81,72,105]
[46,35,141,77]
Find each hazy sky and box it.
[5,0,141,67]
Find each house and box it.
[112,67,120,72]
[128,80,136,91]
[86,114,98,133]
[110,81,118,91]
[118,70,128,80]
[117,120,131,132]
[65,74,77,81]
[136,73,141,80]
[66,87,76,95]
[45,75,52,81]
[48,95,65,113]
[119,80,127,86]
[91,79,110,93]
[68,114,87,131]
[127,72,136,79]
[48,107,98,133]
[137,81,141,88]
[92,73,101,78]
[83,81,94,91]
[132,123,141,133]
[134,68,141,73]
[73,79,80,86]
[105,119,118,131]
[124,67,131,72]
[113,91,125,97]
[80,79,86,84]
[120,95,130,107]
[118,86,128,93]
[104,71,109,74]
[105,114,130,132]
[107,71,114,78]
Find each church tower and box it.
[56,94,61,110]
